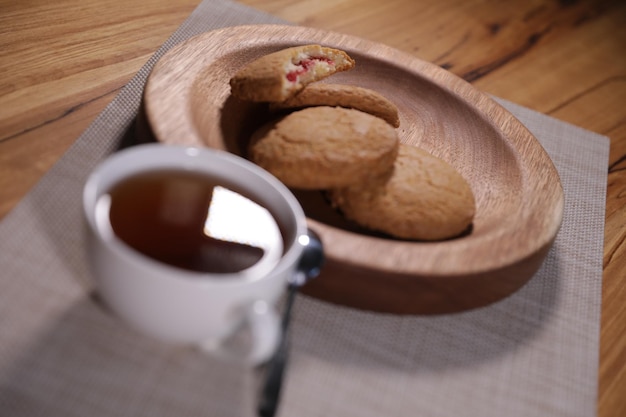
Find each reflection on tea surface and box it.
[98,170,283,274]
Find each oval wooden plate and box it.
[144,25,564,314]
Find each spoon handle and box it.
[257,284,297,417]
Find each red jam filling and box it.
[286,57,334,82]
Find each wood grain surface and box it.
[0,0,624,415]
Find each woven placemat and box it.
[0,1,609,416]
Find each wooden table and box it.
[1,0,624,415]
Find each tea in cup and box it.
[83,144,308,364]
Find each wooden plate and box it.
[144,25,564,314]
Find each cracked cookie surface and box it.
[270,83,400,128]
[249,106,399,189]
[229,45,355,102]
[329,144,475,240]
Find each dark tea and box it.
[100,169,283,274]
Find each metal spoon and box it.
[257,229,325,417]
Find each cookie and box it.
[230,45,355,102]
[249,106,399,189]
[329,144,475,240]
[270,83,400,128]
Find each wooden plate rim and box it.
[144,24,564,278]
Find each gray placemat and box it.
[0,1,609,416]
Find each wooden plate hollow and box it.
[144,25,564,314]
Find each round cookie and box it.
[269,83,400,127]
[329,144,475,241]
[249,106,399,189]
[230,45,355,102]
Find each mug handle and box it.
[200,300,281,366]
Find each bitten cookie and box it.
[249,106,399,189]
[270,83,400,128]
[230,45,355,102]
[329,144,475,240]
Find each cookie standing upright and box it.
[249,106,399,189]
[229,45,355,102]
[270,83,400,128]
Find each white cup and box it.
[83,144,308,365]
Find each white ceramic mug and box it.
[83,144,307,365]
